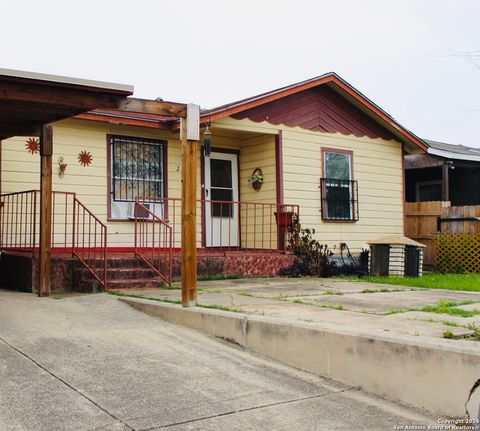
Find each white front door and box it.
[204,152,239,247]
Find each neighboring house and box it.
[0,72,428,291]
[405,139,480,205]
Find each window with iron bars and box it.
[320,178,359,221]
[111,136,166,202]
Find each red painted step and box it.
[73,255,166,292]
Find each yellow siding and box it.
[238,134,277,249]
[215,117,405,253]
[1,119,180,247]
[1,119,278,249]
[1,114,406,253]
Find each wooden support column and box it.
[181,118,198,307]
[442,161,450,202]
[39,125,53,297]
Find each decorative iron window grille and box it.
[111,136,166,202]
[320,178,359,221]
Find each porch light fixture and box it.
[203,122,212,157]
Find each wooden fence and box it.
[405,201,480,267]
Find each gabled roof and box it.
[201,72,428,151]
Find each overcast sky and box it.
[1,0,479,147]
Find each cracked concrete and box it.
[0,289,437,431]
[118,277,480,339]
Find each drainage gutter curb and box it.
[119,297,480,417]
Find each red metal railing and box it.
[0,190,38,251]
[135,196,300,254]
[72,198,108,289]
[134,199,173,285]
[0,190,107,289]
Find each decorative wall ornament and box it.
[25,138,40,154]
[58,156,67,178]
[78,150,93,166]
[248,167,264,191]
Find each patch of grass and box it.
[324,290,344,296]
[443,330,454,339]
[385,308,407,315]
[353,273,480,292]
[236,291,254,297]
[291,298,345,311]
[273,293,317,300]
[420,300,478,318]
[385,299,480,318]
[197,287,222,293]
[443,320,461,327]
[362,288,407,293]
[467,323,480,340]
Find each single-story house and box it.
[405,139,480,205]
[0,72,428,292]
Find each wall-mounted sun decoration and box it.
[78,150,93,167]
[25,138,40,154]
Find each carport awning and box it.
[0,68,134,139]
[0,68,135,297]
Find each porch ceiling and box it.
[209,125,268,140]
[0,68,134,139]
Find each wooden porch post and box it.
[181,118,198,307]
[442,161,450,202]
[39,125,53,297]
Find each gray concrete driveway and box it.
[0,290,436,431]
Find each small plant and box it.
[443,330,454,339]
[467,323,480,340]
[280,227,336,277]
[324,290,344,296]
[248,168,264,190]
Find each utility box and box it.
[368,235,425,277]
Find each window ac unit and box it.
[127,202,152,220]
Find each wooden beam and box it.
[181,118,197,307]
[117,98,187,118]
[404,154,444,170]
[0,123,42,138]
[39,125,53,297]
[0,80,125,110]
[442,162,450,202]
